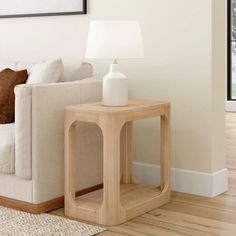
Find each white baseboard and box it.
[133,162,228,197]
[225,101,236,112]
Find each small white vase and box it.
[103,63,128,106]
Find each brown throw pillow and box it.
[0,68,28,124]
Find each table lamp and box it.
[85,21,144,106]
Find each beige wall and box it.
[211,0,227,172]
[0,0,226,173]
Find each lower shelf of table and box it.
[75,183,162,211]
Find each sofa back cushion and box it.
[60,62,93,82]
[0,62,17,71]
[0,69,28,124]
[0,60,93,83]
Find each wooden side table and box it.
[64,100,171,226]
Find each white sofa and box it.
[0,62,103,212]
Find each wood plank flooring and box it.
[50,112,236,235]
[226,112,236,170]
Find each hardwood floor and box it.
[50,112,236,235]
[226,112,236,170]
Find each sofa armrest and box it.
[15,84,33,179]
[14,80,102,185]
[31,80,103,203]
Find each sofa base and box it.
[0,184,103,214]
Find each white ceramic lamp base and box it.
[103,63,128,106]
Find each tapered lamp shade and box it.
[85,21,144,59]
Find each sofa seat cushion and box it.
[0,123,15,174]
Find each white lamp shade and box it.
[85,21,144,59]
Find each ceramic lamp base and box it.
[103,78,128,106]
[103,63,128,107]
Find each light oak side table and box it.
[64,100,171,226]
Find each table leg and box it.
[160,108,171,192]
[99,117,125,225]
[120,121,136,184]
[65,121,76,215]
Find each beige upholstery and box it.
[0,124,15,174]
[15,85,32,179]
[0,62,17,71]
[0,173,32,202]
[30,80,103,203]
[0,60,102,204]
[0,61,93,82]
[60,62,93,82]
[12,79,103,203]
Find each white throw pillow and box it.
[26,59,63,84]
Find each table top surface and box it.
[65,100,170,115]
